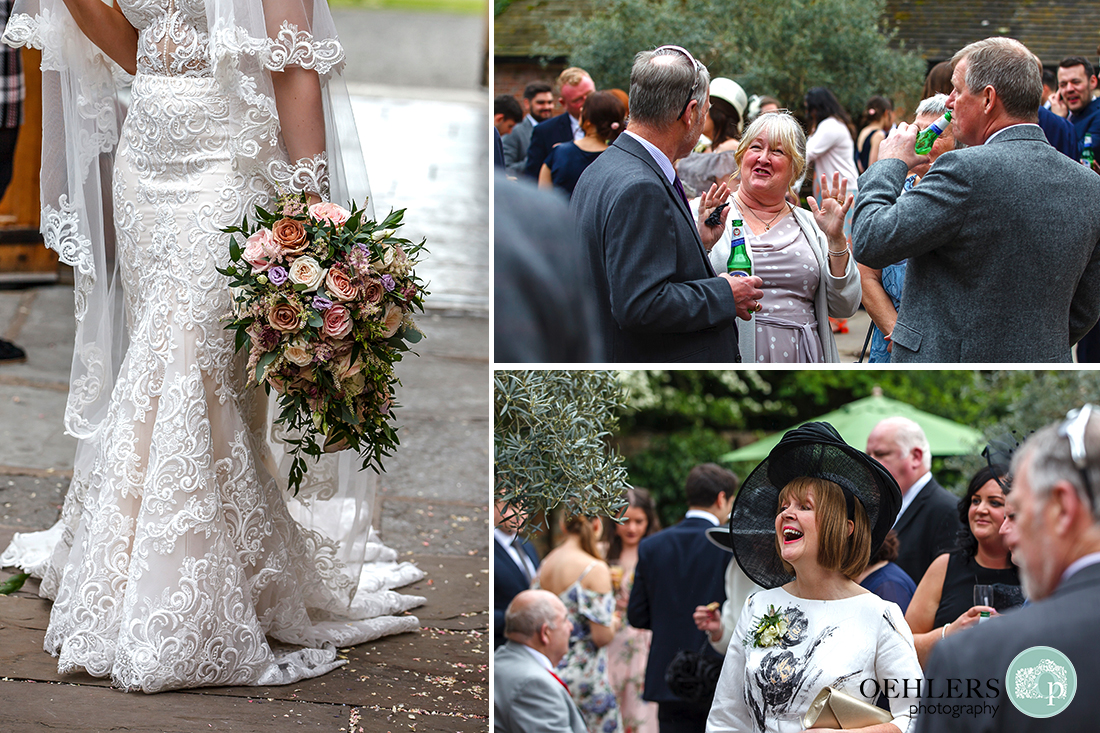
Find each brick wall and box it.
[494,60,568,116]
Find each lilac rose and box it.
[381,274,396,292]
[268,266,289,286]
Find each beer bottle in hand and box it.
[914,111,952,155]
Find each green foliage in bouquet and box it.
[217,194,428,494]
[495,370,631,532]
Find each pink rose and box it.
[382,302,404,338]
[243,228,277,272]
[322,304,353,338]
[268,300,305,332]
[309,202,351,227]
[325,266,359,301]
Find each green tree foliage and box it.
[495,370,631,530]
[547,0,925,124]
[624,426,734,527]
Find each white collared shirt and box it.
[624,130,677,185]
[984,123,1042,145]
[524,114,538,127]
[1060,551,1100,586]
[893,471,933,527]
[684,509,721,526]
[494,527,537,581]
[570,114,584,141]
[521,644,554,670]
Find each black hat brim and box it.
[728,421,902,589]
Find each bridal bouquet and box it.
[218,194,427,494]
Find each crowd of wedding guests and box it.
[494,407,1100,732]
[494,38,1100,364]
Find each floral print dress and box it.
[556,562,624,733]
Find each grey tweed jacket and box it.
[853,124,1100,363]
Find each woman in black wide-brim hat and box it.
[706,422,922,733]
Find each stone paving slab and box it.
[0,554,488,731]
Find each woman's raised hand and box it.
[807,172,853,242]
[696,181,732,248]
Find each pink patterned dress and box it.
[607,561,658,733]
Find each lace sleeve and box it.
[267,151,329,199]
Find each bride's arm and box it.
[61,0,138,74]
[270,66,325,205]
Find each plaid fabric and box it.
[0,0,24,128]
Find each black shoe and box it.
[0,339,26,363]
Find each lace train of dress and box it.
[0,68,425,692]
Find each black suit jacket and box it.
[523,113,575,179]
[628,516,728,705]
[570,133,741,362]
[917,562,1100,733]
[494,534,540,648]
[893,476,962,585]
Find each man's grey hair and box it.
[883,417,932,472]
[915,93,950,118]
[951,37,1042,120]
[629,46,710,127]
[1012,410,1100,520]
[503,593,560,638]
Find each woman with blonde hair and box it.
[706,112,860,362]
[538,513,624,732]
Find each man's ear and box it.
[982,85,997,114]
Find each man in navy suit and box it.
[522,67,595,179]
[866,416,962,585]
[628,463,736,733]
[494,500,540,648]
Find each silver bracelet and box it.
[827,249,849,257]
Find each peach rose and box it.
[268,300,305,332]
[284,338,313,366]
[243,228,277,272]
[322,304,353,339]
[288,256,326,292]
[325,266,359,302]
[334,349,365,379]
[309,202,351,227]
[382,302,404,338]
[272,218,308,257]
[362,277,384,304]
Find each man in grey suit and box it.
[853,37,1100,362]
[915,405,1100,732]
[503,82,554,177]
[571,45,763,362]
[494,589,586,733]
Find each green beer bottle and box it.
[1082,133,1095,167]
[726,219,752,276]
[914,111,952,155]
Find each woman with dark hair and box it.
[538,513,624,732]
[604,489,661,733]
[856,96,894,173]
[904,465,1024,667]
[678,78,748,197]
[857,529,916,612]
[804,87,859,335]
[708,422,921,733]
[539,91,626,197]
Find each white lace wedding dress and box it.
[1,0,426,693]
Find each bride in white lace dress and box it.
[1,0,425,693]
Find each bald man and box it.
[494,590,586,733]
[866,417,962,584]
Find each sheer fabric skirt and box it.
[2,74,424,692]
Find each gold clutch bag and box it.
[802,686,894,729]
